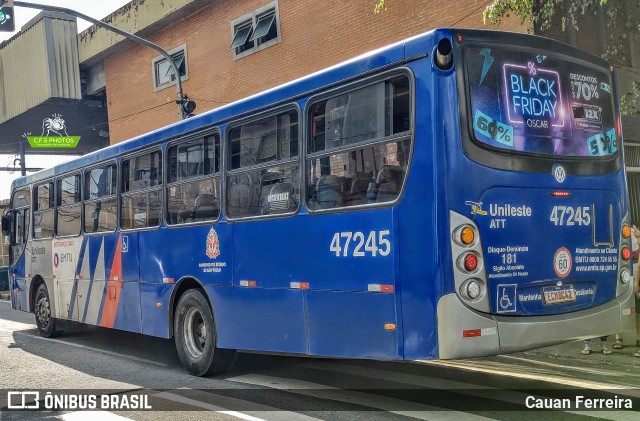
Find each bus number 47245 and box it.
[549,206,591,226]
[330,230,391,257]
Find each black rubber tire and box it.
[174,289,236,376]
[34,284,63,338]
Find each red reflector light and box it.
[550,191,571,197]
[622,247,631,261]
[457,34,462,43]
[463,329,481,338]
[464,253,478,272]
[617,116,622,138]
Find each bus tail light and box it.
[620,268,632,284]
[460,278,484,301]
[622,224,631,239]
[550,191,571,197]
[457,252,479,273]
[460,227,475,245]
[454,224,477,247]
[621,246,631,261]
[464,253,478,272]
[450,210,489,312]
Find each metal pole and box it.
[18,142,25,176]
[14,1,186,119]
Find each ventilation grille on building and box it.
[624,145,640,168]
[628,173,640,225]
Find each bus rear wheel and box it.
[174,289,236,376]
[34,284,63,338]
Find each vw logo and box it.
[553,164,566,183]
[556,281,563,287]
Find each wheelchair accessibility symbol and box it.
[497,284,517,313]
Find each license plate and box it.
[543,285,576,304]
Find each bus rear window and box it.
[465,45,616,157]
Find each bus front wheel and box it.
[174,289,236,376]
[34,284,63,338]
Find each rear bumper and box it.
[437,285,635,359]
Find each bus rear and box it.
[438,30,635,358]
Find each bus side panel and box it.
[78,235,115,326]
[108,232,141,333]
[11,278,28,312]
[27,239,54,314]
[140,283,173,338]
[207,286,307,353]
[303,209,399,358]
[52,237,83,320]
[396,61,439,360]
[138,225,233,338]
[307,290,399,358]
[138,225,234,286]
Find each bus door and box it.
[7,188,31,312]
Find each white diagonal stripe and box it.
[84,238,106,324]
[61,411,133,420]
[155,388,323,421]
[227,374,494,421]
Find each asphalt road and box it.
[0,299,639,421]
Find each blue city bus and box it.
[2,29,635,376]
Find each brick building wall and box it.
[104,0,526,143]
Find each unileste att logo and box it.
[465,200,488,216]
[206,227,221,259]
[7,391,40,409]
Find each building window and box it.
[152,44,188,92]
[230,2,280,59]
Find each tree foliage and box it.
[374,0,387,13]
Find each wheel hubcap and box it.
[36,296,50,328]
[183,307,206,358]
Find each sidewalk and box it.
[498,335,640,388]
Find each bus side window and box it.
[84,164,117,234]
[166,134,221,225]
[121,150,163,230]
[56,174,82,237]
[33,182,54,239]
[14,209,27,244]
[226,110,300,219]
[306,74,412,211]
